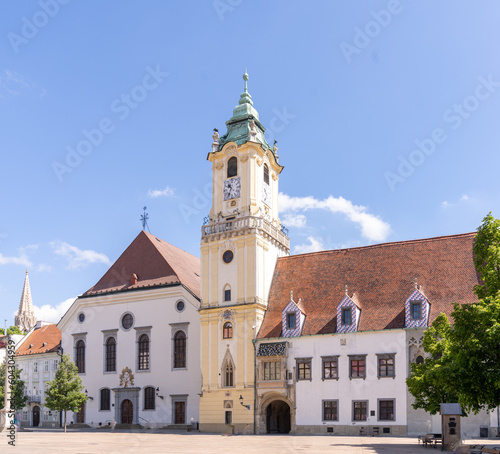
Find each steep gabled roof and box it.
[82,231,200,299]
[16,324,61,356]
[257,232,479,339]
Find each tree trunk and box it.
[64,409,67,433]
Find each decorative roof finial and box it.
[414,277,418,290]
[345,284,348,296]
[239,71,253,106]
[290,290,293,301]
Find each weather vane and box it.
[141,206,150,232]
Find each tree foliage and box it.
[0,326,25,335]
[407,213,500,415]
[0,363,28,411]
[44,354,87,432]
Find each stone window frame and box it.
[134,326,152,373]
[263,360,281,381]
[72,332,87,375]
[321,355,340,381]
[352,400,369,421]
[102,329,118,375]
[170,322,189,371]
[377,398,395,421]
[295,357,312,381]
[376,353,396,379]
[349,354,367,380]
[322,399,339,421]
[99,388,111,412]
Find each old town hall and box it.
[53,74,497,436]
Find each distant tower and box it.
[15,270,37,333]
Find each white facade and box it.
[58,285,201,428]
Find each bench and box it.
[481,448,500,454]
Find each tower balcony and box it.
[201,215,290,250]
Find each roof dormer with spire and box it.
[15,270,37,333]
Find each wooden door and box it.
[76,404,85,424]
[32,406,40,427]
[174,401,185,424]
[121,399,133,424]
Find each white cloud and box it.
[0,250,32,267]
[148,186,175,198]
[36,264,52,272]
[282,213,307,228]
[34,297,75,324]
[294,236,325,254]
[51,241,111,269]
[279,193,391,242]
[442,194,470,209]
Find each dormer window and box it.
[410,301,422,319]
[341,308,352,325]
[264,164,269,185]
[286,312,296,329]
[227,157,237,178]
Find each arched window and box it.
[264,163,269,185]
[144,386,155,410]
[224,285,231,302]
[105,337,116,372]
[227,157,237,178]
[75,340,85,374]
[173,331,186,369]
[416,355,424,365]
[223,322,233,339]
[223,359,234,387]
[100,388,110,411]
[138,334,150,370]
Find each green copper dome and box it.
[217,72,273,151]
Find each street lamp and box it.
[239,395,251,410]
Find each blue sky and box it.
[1,0,500,326]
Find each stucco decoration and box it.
[119,367,135,388]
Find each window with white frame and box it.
[44,361,49,372]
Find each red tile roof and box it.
[16,324,61,356]
[257,232,479,338]
[82,231,200,299]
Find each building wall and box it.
[58,285,201,428]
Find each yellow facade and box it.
[199,136,289,433]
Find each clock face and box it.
[262,182,271,206]
[223,177,241,200]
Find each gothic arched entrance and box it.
[121,399,133,424]
[32,406,40,427]
[266,400,291,434]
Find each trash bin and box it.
[480,426,488,437]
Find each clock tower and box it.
[199,73,290,433]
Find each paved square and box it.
[5,430,500,454]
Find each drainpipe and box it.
[497,406,500,437]
[253,338,256,434]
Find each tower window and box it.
[223,322,233,339]
[223,360,234,387]
[224,289,231,301]
[264,164,269,185]
[227,157,237,178]
[223,250,234,264]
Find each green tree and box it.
[44,354,87,432]
[407,213,500,415]
[0,326,25,335]
[0,363,28,411]
[473,212,500,299]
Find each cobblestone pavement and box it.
[5,430,500,454]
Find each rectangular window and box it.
[286,312,296,329]
[379,399,395,421]
[377,354,395,378]
[100,388,110,411]
[144,387,155,410]
[33,362,38,373]
[323,400,338,421]
[22,411,28,421]
[224,289,231,301]
[411,301,421,319]
[322,357,339,380]
[52,359,59,371]
[341,307,352,325]
[353,401,368,421]
[263,361,281,380]
[296,359,311,380]
[350,356,366,379]
[44,361,49,372]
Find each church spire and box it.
[15,270,37,333]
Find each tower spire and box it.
[239,71,253,106]
[15,269,37,333]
